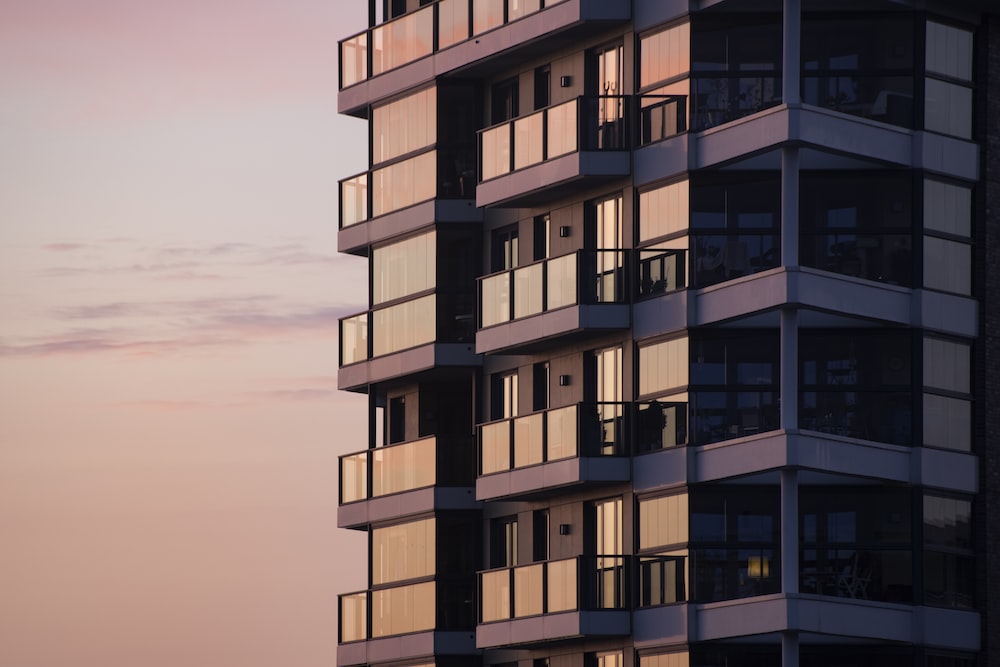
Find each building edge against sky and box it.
[335,0,999,665]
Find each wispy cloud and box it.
[0,335,241,359]
[41,243,87,252]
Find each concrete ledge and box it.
[475,456,630,501]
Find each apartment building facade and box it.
[335,0,999,665]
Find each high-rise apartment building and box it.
[335,1,998,665]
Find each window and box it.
[800,172,913,286]
[923,336,972,452]
[638,336,689,397]
[532,362,549,412]
[691,174,780,287]
[639,653,689,667]
[492,371,518,421]
[373,231,436,305]
[589,194,624,302]
[533,509,549,562]
[690,331,779,445]
[802,16,914,128]
[800,330,912,446]
[691,485,779,602]
[638,494,688,607]
[491,77,519,124]
[491,515,518,568]
[800,486,913,603]
[591,497,624,608]
[924,494,974,610]
[372,87,436,165]
[534,65,550,110]
[492,225,519,272]
[924,21,974,139]
[533,214,550,261]
[692,16,782,129]
[640,23,690,90]
[372,518,436,585]
[639,180,689,243]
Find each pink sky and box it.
[0,1,372,664]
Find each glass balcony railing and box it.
[339,0,569,89]
[635,399,688,452]
[478,402,629,476]
[479,96,629,181]
[339,294,436,365]
[338,147,477,229]
[478,250,626,328]
[802,74,913,129]
[339,580,476,642]
[479,556,627,624]
[339,436,476,504]
[690,390,780,446]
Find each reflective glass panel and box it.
[480,420,512,474]
[371,581,435,637]
[371,437,436,496]
[924,236,971,294]
[513,412,544,468]
[514,112,544,170]
[641,23,690,89]
[340,452,368,503]
[372,294,436,357]
[513,563,544,617]
[546,558,577,612]
[481,124,511,180]
[480,569,511,621]
[372,517,436,584]
[923,393,971,452]
[341,33,368,88]
[340,314,368,365]
[438,0,470,50]
[639,494,689,549]
[373,231,436,305]
[546,253,577,310]
[639,180,689,242]
[924,337,971,394]
[372,151,437,218]
[340,174,368,228]
[513,263,543,319]
[546,99,578,158]
[639,337,689,396]
[481,272,511,327]
[373,87,436,165]
[926,21,973,81]
[924,179,972,238]
[925,78,972,139]
[340,592,367,642]
[372,7,434,76]
[546,405,577,461]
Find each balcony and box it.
[338,581,477,666]
[338,292,480,391]
[476,96,632,207]
[476,402,630,500]
[338,147,479,255]
[338,0,631,115]
[476,556,630,648]
[476,250,630,354]
[338,436,478,529]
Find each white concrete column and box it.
[782,629,800,667]
[781,468,799,595]
[780,308,798,431]
[781,146,799,269]
[782,0,801,106]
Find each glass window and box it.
[923,393,971,452]
[691,175,780,287]
[924,494,974,609]
[639,494,689,549]
[925,78,973,139]
[924,179,972,238]
[639,337,689,396]
[373,232,436,305]
[372,87,437,165]
[639,180,689,242]
[924,236,971,294]
[372,518,436,585]
[690,486,780,602]
[800,486,913,603]
[640,22,690,89]
[926,21,973,82]
[640,653,690,667]
[924,337,971,393]
[800,172,913,286]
